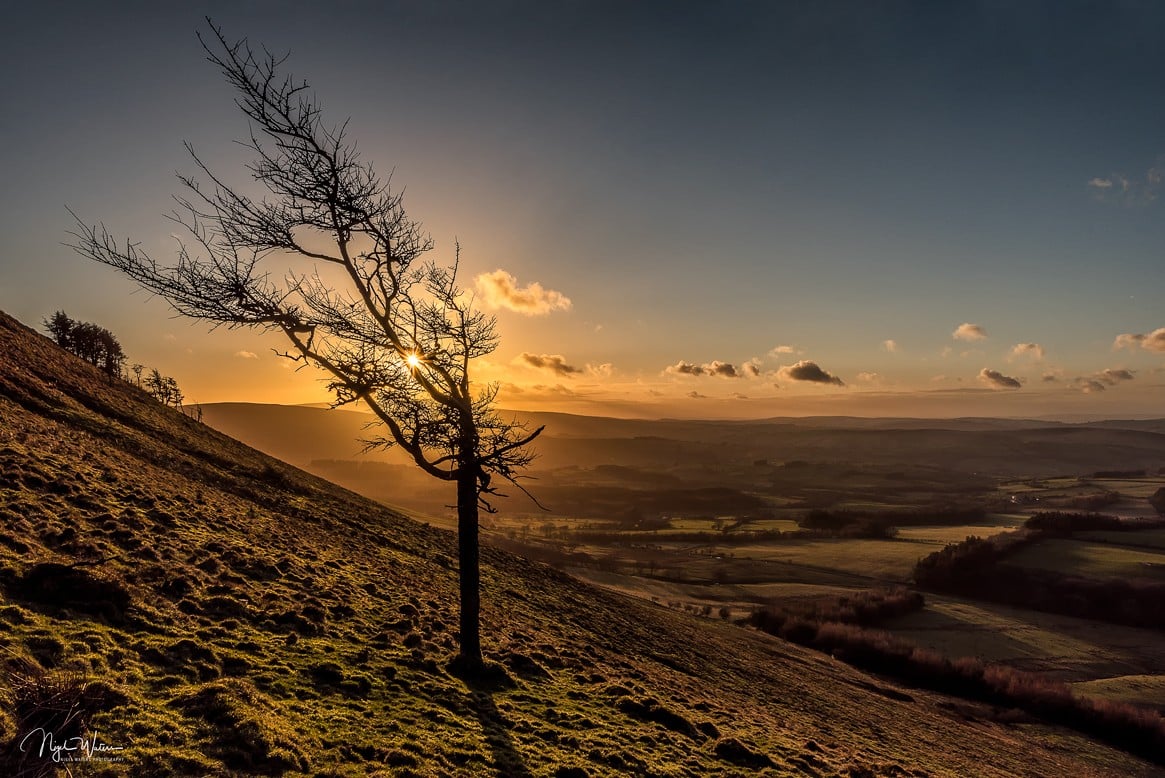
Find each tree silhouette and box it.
[43,311,126,379]
[143,368,184,410]
[69,20,541,673]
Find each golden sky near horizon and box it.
[2,3,1164,420]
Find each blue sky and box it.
[2,1,1163,417]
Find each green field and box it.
[888,596,1165,682]
[894,521,1020,545]
[1008,539,1165,580]
[1089,478,1165,498]
[1076,528,1165,550]
[1071,675,1165,708]
[730,538,932,581]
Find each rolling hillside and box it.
[0,310,1156,777]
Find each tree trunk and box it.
[455,468,483,672]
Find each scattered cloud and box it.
[769,345,801,358]
[586,363,614,378]
[703,361,740,378]
[235,350,258,359]
[664,359,743,378]
[1097,368,1135,384]
[978,368,1021,389]
[666,361,702,377]
[741,359,762,378]
[856,372,880,383]
[1070,368,1135,393]
[1009,342,1045,361]
[474,269,571,315]
[500,382,580,398]
[882,339,898,353]
[778,360,844,386]
[953,323,988,342]
[1113,327,1165,353]
[1114,333,1142,351]
[1041,370,1060,383]
[1088,157,1164,203]
[514,352,581,377]
[930,374,947,383]
[687,390,708,399]
[1075,379,1108,394]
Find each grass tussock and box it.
[0,658,127,777]
[171,678,315,774]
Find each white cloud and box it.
[856,372,881,383]
[1089,156,1165,203]
[1009,342,1044,361]
[474,269,571,315]
[769,344,798,356]
[235,350,258,359]
[953,323,987,342]
[1114,327,1165,353]
[882,339,898,353]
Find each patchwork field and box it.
[1007,539,1165,580]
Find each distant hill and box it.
[0,310,1156,776]
[200,402,1165,478]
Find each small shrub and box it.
[0,662,127,776]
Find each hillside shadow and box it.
[466,689,533,778]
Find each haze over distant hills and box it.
[200,402,1165,480]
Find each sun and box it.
[406,353,422,369]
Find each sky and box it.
[1,1,1163,419]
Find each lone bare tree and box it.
[70,21,542,674]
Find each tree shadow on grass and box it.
[467,689,534,778]
[450,659,533,777]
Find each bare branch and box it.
[70,19,543,671]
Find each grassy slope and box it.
[0,311,1154,777]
